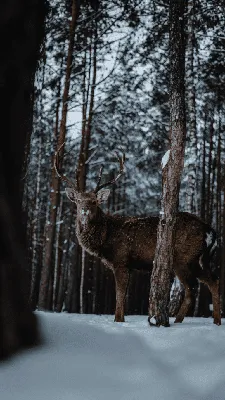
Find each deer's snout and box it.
[81,208,90,216]
[80,208,91,226]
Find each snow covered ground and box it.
[1,313,225,400]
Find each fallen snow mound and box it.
[1,313,225,400]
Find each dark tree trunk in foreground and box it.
[0,0,46,359]
[148,0,186,327]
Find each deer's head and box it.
[65,189,110,226]
[54,144,125,227]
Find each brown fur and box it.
[65,189,221,325]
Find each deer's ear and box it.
[97,189,110,204]
[65,188,77,202]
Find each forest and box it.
[20,0,225,320]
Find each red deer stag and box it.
[55,148,221,325]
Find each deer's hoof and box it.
[174,316,183,323]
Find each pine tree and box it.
[149,0,186,327]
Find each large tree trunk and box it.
[0,0,46,359]
[148,0,186,327]
[38,0,80,310]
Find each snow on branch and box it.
[161,149,170,169]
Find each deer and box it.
[55,147,221,326]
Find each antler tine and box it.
[94,164,104,193]
[54,142,77,189]
[95,152,125,193]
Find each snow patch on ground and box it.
[1,313,225,400]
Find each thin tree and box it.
[76,8,98,313]
[148,0,186,327]
[186,0,198,214]
[38,0,80,310]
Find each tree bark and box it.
[186,0,198,214]
[221,165,225,316]
[75,14,98,314]
[200,114,207,220]
[76,11,98,191]
[80,248,85,314]
[38,0,80,310]
[0,0,46,359]
[148,0,186,327]
[206,119,214,224]
[30,136,43,308]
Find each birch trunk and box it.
[30,136,42,308]
[53,197,63,310]
[148,0,186,327]
[220,163,225,316]
[186,0,198,214]
[206,120,214,224]
[200,114,207,220]
[80,248,85,314]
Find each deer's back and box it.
[101,212,215,272]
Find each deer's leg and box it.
[114,268,130,322]
[174,276,198,323]
[199,277,221,326]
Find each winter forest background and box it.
[24,0,225,318]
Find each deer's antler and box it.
[94,153,125,193]
[54,142,78,189]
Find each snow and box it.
[1,313,225,400]
[210,239,217,254]
[205,231,213,247]
[161,149,170,169]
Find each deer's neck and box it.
[76,207,107,256]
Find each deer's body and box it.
[75,197,220,324]
[55,151,221,325]
[77,209,212,272]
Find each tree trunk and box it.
[0,0,46,359]
[206,119,214,224]
[80,248,85,314]
[200,115,207,220]
[197,118,214,316]
[186,0,198,214]
[221,167,225,316]
[53,197,63,310]
[76,15,98,191]
[148,0,186,327]
[75,15,98,313]
[38,0,80,310]
[30,136,43,308]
